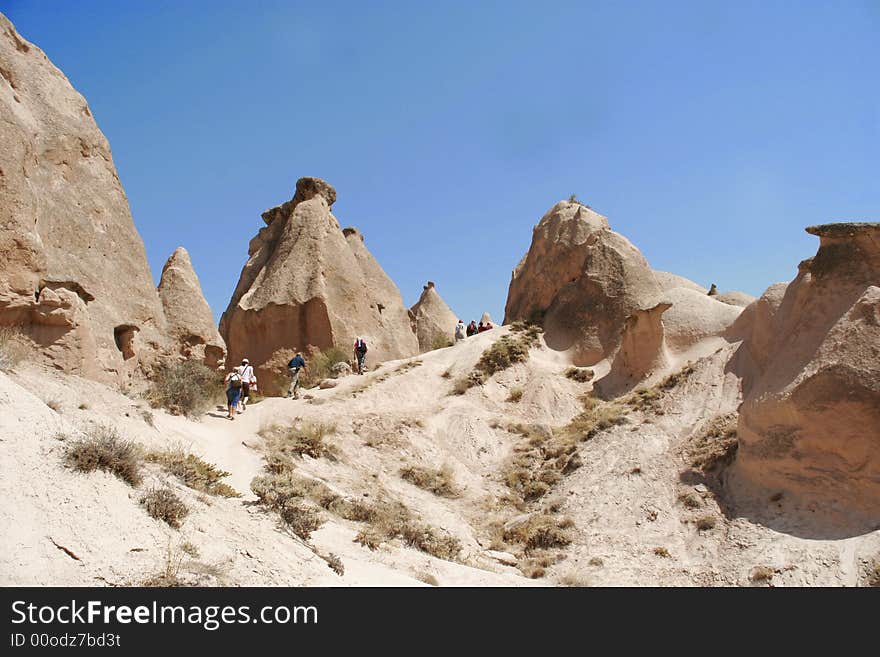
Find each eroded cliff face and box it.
[0,13,169,380]
[730,223,880,530]
[220,177,418,393]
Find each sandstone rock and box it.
[505,200,661,365]
[660,287,743,352]
[0,14,168,381]
[731,222,880,529]
[409,281,459,352]
[713,290,756,307]
[157,247,226,368]
[220,177,418,394]
[318,378,338,389]
[597,302,672,396]
[653,271,707,294]
[484,550,518,566]
[331,361,352,378]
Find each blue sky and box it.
[5,0,879,325]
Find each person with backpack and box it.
[466,320,477,337]
[224,366,244,420]
[353,336,368,375]
[239,358,256,412]
[454,319,466,343]
[286,352,307,399]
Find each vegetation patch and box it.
[502,514,572,552]
[749,565,775,583]
[140,486,189,528]
[564,367,594,383]
[301,346,350,388]
[452,327,542,394]
[400,464,460,498]
[0,326,27,371]
[147,360,221,418]
[146,449,239,497]
[259,420,338,466]
[64,425,143,486]
[625,363,696,413]
[431,333,453,350]
[507,387,524,402]
[687,413,738,474]
[353,500,462,561]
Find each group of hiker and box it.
[454,318,494,342]
[222,336,371,416]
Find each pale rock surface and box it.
[730,222,880,534]
[157,247,225,368]
[505,200,661,365]
[0,14,168,381]
[220,177,418,394]
[653,271,707,293]
[409,281,459,351]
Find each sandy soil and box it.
[2,327,878,586]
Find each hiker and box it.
[477,321,486,333]
[287,352,307,399]
[353,336,368,375]
[466,320,477,337]
[239,358,255,412]
[483,319,494,331]
[224,367,244,420]
[454,319,466,343]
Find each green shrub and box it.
[147,360,221,418]
[65,426,143,486]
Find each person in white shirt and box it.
[239,358,256,412]
[454,320,466,343]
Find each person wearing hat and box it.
[454,319,466,343]
[239,358,256,412]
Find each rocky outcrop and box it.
[505,200,662,365]
[157,247,225,368]
[653,271,707,294]
[409,282,458,352]
[730,222,880,530]
[220,177,418,394]
[597,302,672,396]
[0,14,168,380]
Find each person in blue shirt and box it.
[286,352,307,399]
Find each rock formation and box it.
[409,281,459,352]
[220,177,418,394]
[730,222,880,530]
[157,247,226,368]
[505,200,663,365]
[0,14,168,380]
[597,302,672,396]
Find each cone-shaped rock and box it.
[220,177,418,393]
[0,14,168,380]
[409,281,459,351]
[158,247,226,368]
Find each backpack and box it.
[229,371,242,389]
[355,339,368,354]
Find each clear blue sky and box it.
[5,0,879,325]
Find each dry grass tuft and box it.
[146,449,239,497]
[400,464,460,498]
[688,413,738,474]
[502,515,572,552]
[653,546,671,558]
[64,425,143,486]
[0,326,27,371]
[259,420,338,465]
[353,501,461,561]
[431,333,453,350]
[564,367,594,383]
[147,360,221,418]
[695,514,717,531]
[749,565,775,583]
[46,399,62,412]
[507,387,524,402]
[301,346,350,388]
[141,486,189,528]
